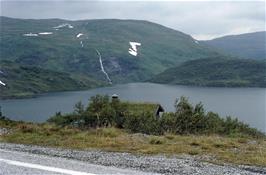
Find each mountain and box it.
[2,17,263,98]
[0,61,104,99]
[0,16,220,84]
[202,31,266,60]
[149,57,266,87]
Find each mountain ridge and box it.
[149,57,266,87]
[1,16,264,99]
[202,31,266,60]
[0,16,220,83]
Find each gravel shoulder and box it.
[0,142,265,175]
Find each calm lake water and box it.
[0,83,265,132]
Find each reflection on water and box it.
[0,83,265,132]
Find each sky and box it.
[0,1,265,40]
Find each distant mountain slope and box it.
[149,57,266,87]
[203,31,266,60]
[0,61,104,99]
[0,16,220,84]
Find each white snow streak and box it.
[129,42,141,56]
[194,40,199,44]
[76,33,84,38]
[0,70,6,86]
[23,33,38,37]
[95,49,112,84]
[80,41,84,47]
[39,32,53,35]
[0,80,5,86]
[53,23,74,29]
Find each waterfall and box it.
[95,49,112,84]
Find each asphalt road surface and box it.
[0,149,157,175]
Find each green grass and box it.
[1,120,266,167]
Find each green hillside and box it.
[203,31,266,60]
[0,16,220,83]
[1,17,263,98]
[0,61,104,99]
[149,57,266,87]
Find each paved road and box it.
[0,149,157,175]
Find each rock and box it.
[0,128,10,135]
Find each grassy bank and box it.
[0,120,265,167]
[1,95,265,167]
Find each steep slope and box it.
[0,16,220,84]
[203,31,266,60]
[0,61,104,99]
[149,57,266,87]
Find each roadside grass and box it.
[0,121,266,167]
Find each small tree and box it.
[174,96,194,134]
[111,98,126,128]
[74,101,84,115]
[86,95,110,127]
[159,112,176,133]
[0,106,2,117]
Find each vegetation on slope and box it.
[0,95,265,166]
[0,16,219,84]
[47,95,264,137]
[1,17,264,98]
[149,57,266,87]
[0,61,104,99]
[203,31,266,60]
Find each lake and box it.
[0,83,265,132]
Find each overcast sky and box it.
[1,1,265,40]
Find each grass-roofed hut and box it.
[111,94,164,118]
[121,102,165,118]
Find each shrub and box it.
[159,112,176,133]
[149,137,165,144]
[17,124,36,133]
[124,112,162,135]
[46,94,265,138]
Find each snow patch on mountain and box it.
[80,41,84,47]
[0,80,5,86]
[0,71,5,86]
[76,33,83,38]
[129,42,141,56]
[39,32,53,35]
[194,40,199,44]
[23,33,38,37]
[53,23,74,29]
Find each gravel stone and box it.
[0,128,10,136]
[0,142,265,175]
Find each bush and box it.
[18,124,36,133]
[149,136,165,144]
[46,94,265,138]
[159,112,176,133]
[47,112,83,127]
[124,112,162,135]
